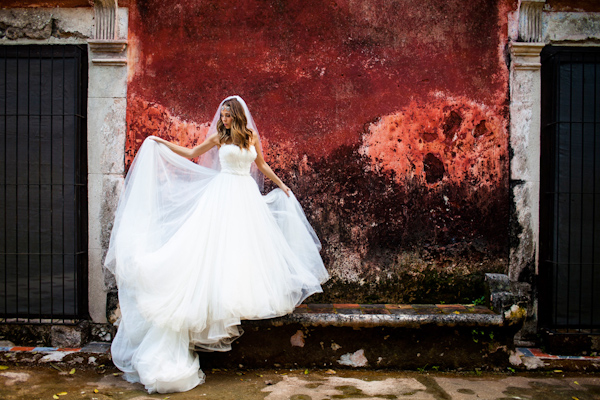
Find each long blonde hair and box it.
[216,99,253,148]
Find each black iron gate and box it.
[0,45,88,322]
[540,46,600,333]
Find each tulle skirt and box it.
[105,139,328,393]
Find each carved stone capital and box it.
[510,42,545,70]
[88,39,127,53]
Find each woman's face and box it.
[221,109,233,129]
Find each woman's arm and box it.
[252,134,291,197]
[150,134,220,159]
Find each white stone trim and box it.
[88,39,128,53]
[509,42,544,282]
[87,5,128,323]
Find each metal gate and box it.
[540,46,600,333]
[0,45,88,322]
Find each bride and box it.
[104,96,329,393]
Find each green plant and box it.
[471,329,490,344]
[417,364,429,373]
[473,296,485,306]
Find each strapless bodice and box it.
[218,144,257,176]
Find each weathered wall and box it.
[126,0,516,303]
[0,8,92,41]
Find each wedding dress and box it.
[104,107,329,393]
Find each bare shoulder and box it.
[205,133,221,146]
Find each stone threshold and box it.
[263,303,505,328]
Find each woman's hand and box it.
[148,136,168,145]
[279,183,291,197]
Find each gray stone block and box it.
[485,273,531,314]
[50,321,90,348]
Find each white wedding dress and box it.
[105,138,329,393]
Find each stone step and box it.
[0,303,529,371]
[197,303,524,371]
[276,303,504,327]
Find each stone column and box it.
[87,0,128,324]
[509,42,545,285]
[507,0,546,346]
[508,0,546,282]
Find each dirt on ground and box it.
[1,364,600,400]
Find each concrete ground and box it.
[1,365,599,400]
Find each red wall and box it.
[126,0,516,303]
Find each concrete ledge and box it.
[259,303,510,328]
[269,312,504,328]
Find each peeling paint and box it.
[359,95,507,189]
[338,349,368,367]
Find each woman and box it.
[104,96,329,394]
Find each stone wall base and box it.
[0,322,115,348]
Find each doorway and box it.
[0,45,88,321]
